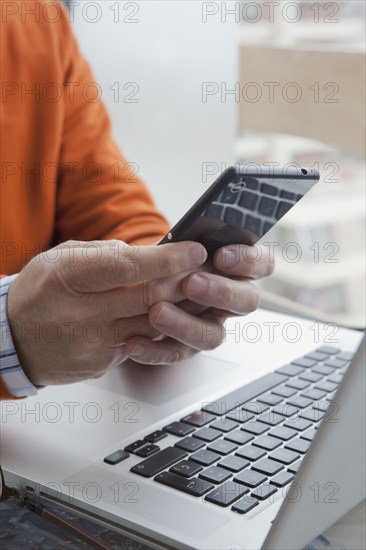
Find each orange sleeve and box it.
[53,7,169,246]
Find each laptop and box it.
[0,308,364,549]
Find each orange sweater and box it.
[0,0,169,399]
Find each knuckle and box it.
[219,282,234,308]
[182,324,195,343]
[159,251,176,275]
[247,285,260,312]
[142,279,160,310]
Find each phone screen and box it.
[160,166,319,256]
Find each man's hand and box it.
[7,239,209,386]
[124,244,274,365]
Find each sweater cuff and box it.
[0,275,38,398]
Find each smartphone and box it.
[158,165,320,256]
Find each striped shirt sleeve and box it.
[0,274,38,397]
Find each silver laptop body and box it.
[1,309,364,549]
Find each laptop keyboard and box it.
[204,179,304,238]
[103,346,353,515]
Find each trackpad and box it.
[85,354,242,407]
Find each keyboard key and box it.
[304,352,329,362]
[269,426,298,441]
[327,373,343,385]
[205,481,248,507]
[175,437,205,453]
[224,430,254,446]
[135,444,160,458]
[301,389,326,401]
[272,386,297,398]
[285,438,311,454]
[202,372,287,416]
[286,379,310,390]
[144,430,167,444]
[324,358,349,369]
[288,460,301,474]
[252,458,283,476]
[314,381,338,393]
[218,456,249,473]
[287,396,313,409]
[225,207,243,226]
[300,409,325,422]
[239,191,259,210]
[154,472,214,496]
[232,496,259,514]
[300,428,317,441]
[208,440,238,456]
[170,460,203,478]
[164,422,195,437]
[273,404,298,417]
[292,358,316,368]
[131,447,187,478]
[243,178,259,191]
[104,450,129,465]
[236,445,266,461]
[263,221,273,233]
[284,418,312,431]
[299,371,323,383]
[226,409,255,423]
[182,411,216,427]
[190,449,220,466]
[316,346,340,355]
[261,183,278,196]
[210,418,238,433]
[221,186,238,204]
[253,435,281,451]
[252,483,278,500]
[242,402,270,414]
[275,201,292,220]
[241,422,269,435]
[270,471,294,487]
[276,364,304,377]
[193,427,221,442]
[280,190,295,200]
[336,352,353,362]
[125,440,149,454]
[269,449,299,465]
[199,466,232,484]
[312,400,331,412]
[245,215,261,234]
[257,394,283,406]
[206,203,223,218]
[258,196,277,216]
[257,411,285,426]
[234,469,267,488]
[312,365,335,376]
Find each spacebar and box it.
[202,372,288,416]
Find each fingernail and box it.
[154,305,176,328]
[187,273,209,297]
[128,343,145,357]
[221,248,238,267]
[189,245,207,266]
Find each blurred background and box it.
[65,0,365,328]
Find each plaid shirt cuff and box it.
[0,274,38,397]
